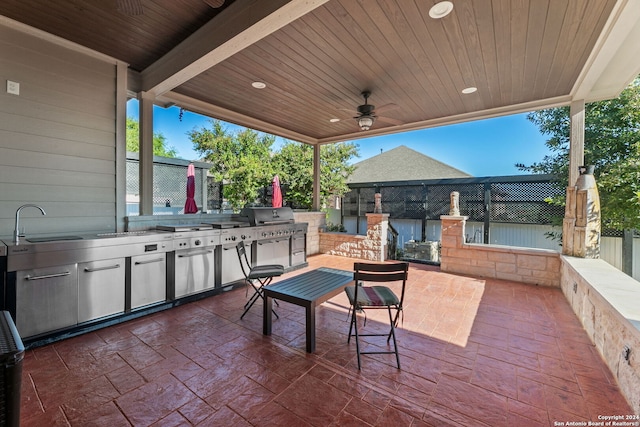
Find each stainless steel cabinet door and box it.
[78,258,125,323]
[130,253,166,309]
[220,244,244,285]
[174,249,215,297]
[16,264,78,337]
[256,238,290,267]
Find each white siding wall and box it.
[600,236,623,270]
[0,23,117,238]
[489,223,562,250]
[600,236,640,282]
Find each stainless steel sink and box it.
[26,236,84,243]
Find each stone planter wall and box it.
[439,215,561,287]
[561,257,640,414]
[319,213,388,261]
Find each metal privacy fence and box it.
[343,175,565,242]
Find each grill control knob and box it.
[231,236,236,241]
[195,239,201,246]
[241,235,246,240]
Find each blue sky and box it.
[127,99,551,177]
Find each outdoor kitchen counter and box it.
[2,231,174,272]
[1,219,308,346]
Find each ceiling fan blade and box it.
[375,103,400,114]
[377,116,404,126]
[203,0,226,7]
[117,0,143,15]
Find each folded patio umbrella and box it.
[272,175,282,208]
[184,163,198,214]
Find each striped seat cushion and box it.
[345,285,399,307]
[248,264,284,280]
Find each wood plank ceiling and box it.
[0,0,620,144]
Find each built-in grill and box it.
[154,207,307,291]
[242,207,306,270]
[242,207,295,226]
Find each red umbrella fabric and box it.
[184,163,198,214]
[272,175,283,208]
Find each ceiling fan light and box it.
[358,115,374,131]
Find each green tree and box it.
[520,76,640,230]
[188,120,275,210]
[273,141,358,209]
[126,117,178,157]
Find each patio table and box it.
[263,267,353,353]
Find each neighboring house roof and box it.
[347,145,472,184]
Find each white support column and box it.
[138,91,155,216]
[563,99,586,255]
[200,167,207,213]
[569,100,585,186]
[115,62,128,231]
[312,144,321,211]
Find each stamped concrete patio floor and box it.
[20,254,632,426]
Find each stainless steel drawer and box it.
[130,253,166,309]
[16,264,78,337]
[78,258,125,322]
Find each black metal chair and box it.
[345,261,409,369]
[236,241,284,319]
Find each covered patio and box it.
[21,254,631,426]
[2,1,640,425]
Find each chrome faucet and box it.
[14,204,46,244]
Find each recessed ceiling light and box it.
[429,1,453,19]
[462,86,477,94]
[329,118,340,123]
[251,81,267,89]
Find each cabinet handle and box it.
[178,250,213,258]
[134,258,164,265]
[258,240,274,245]
[84,264,121,273]
[25,271,71,280]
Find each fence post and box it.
[483,183,491,244]
[622,229,633,275]
[356,188,361,234]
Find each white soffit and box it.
[573,0,640,102]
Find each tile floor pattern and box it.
[20,254,633,426]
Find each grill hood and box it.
[241,207,295,226]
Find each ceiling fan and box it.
[117,0,226,16]
[347,91,402,131]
